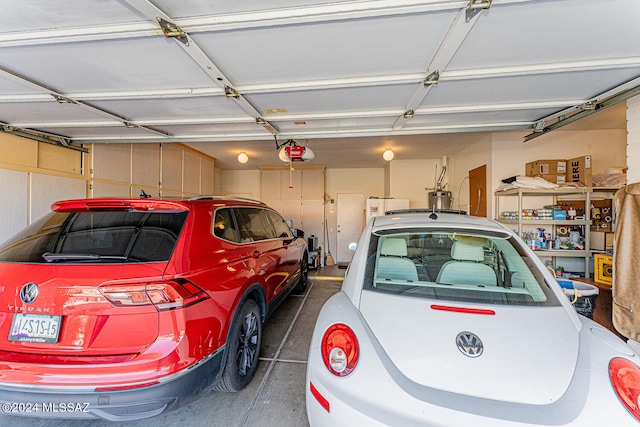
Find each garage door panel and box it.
[1,38,212,93]
[450,0,640,70]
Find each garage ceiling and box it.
[0,0,638,170]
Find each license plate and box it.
[9,314,62,343]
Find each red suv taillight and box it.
[100,280,209,311]
[321,323,359,376]
[610,357,640,421]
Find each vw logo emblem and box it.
[456,331,484,358]
[20,283,39,304]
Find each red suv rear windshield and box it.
[0,210,188,263]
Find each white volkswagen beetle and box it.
[306,210,640,426]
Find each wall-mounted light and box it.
[383,149,395,161]
[237,152,249,164]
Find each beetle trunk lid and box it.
[359,290,579,405]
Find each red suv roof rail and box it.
[189,195,266,205]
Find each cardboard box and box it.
[526,159,566,177]
[565,155,592,187]
[534,174,566,184]
[590,231,614,251]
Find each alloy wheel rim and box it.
[237,311,258,376]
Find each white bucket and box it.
[557,280,599,318]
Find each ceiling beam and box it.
[120,0,279,136]
[392,0,489,130]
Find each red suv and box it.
[0,196,308,421]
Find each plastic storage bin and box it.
[557,279,599,319]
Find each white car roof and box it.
[371,211,510,235]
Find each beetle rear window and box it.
[364,229,560,306]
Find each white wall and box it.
[389,159,442,208]
[325,168,385,199]
[448,134,493,214]
[0,169,28,243]
[628,96,640,184]
[31,174,86,221]
[491,129,627,181]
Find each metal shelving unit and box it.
[494,187,592,277]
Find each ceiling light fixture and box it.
[383,149,395,161]
[237,152,249,164]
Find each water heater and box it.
[428,156,451,209]
[429,190,452,210]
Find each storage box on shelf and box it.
[524,156,593,187]
[525,159,567,184]
[525,159,567,176]
[566,155,592,187]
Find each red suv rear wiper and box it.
[42,252,128,262]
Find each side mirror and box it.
[348,242,357,251]
[293,229,304,239]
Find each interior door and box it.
[469,164,487,217]
[336,193,365,264]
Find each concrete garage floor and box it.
[0,266,345,427]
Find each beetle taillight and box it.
[100,280,208,311]
[321,324,359,376]
[610,357,640,421]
